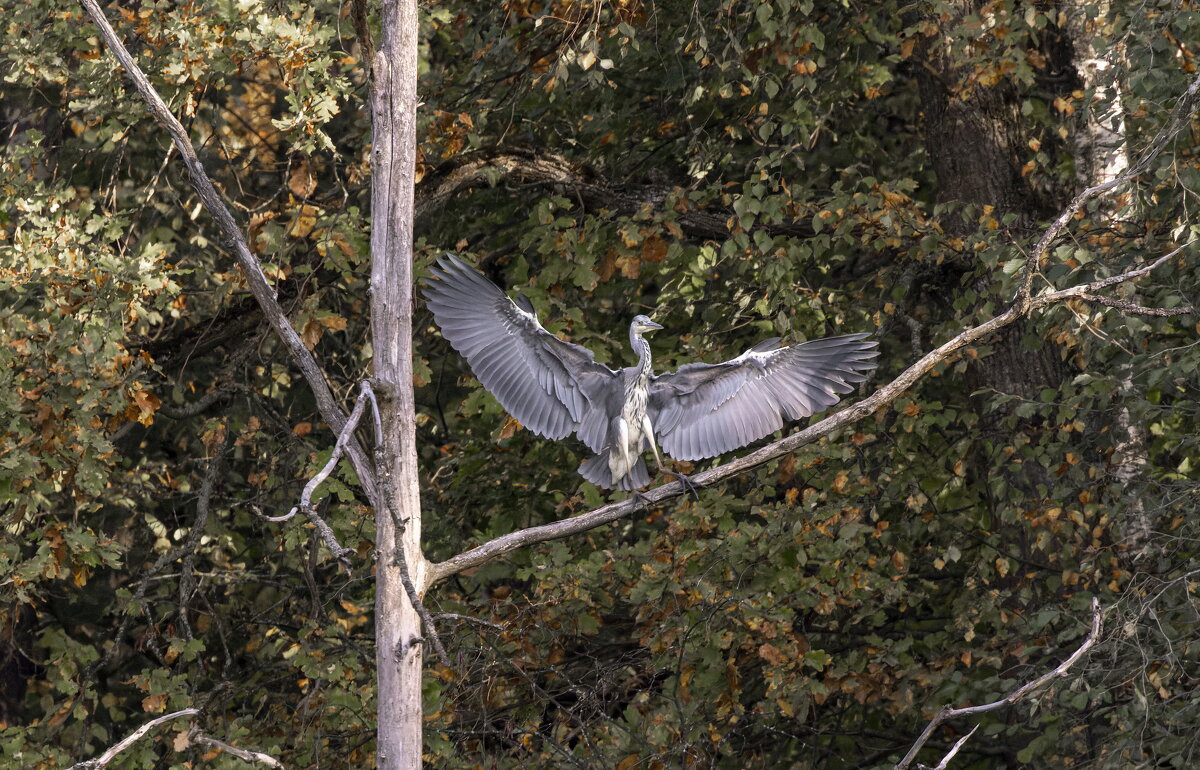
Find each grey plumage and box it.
[423,254,878,491]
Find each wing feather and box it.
[649,333,878,461]
[423,254,618,449]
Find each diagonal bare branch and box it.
[68,709,199,770]
[79,0,379,509]
[189,730,285,768]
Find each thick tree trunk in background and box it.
[370,0,425,767]
[915,1,1076,502]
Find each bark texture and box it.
[369,0,427,766]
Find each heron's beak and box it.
[644,320,663,332]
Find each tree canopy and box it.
[2,0,1199,767]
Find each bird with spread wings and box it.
[423,255,878,491]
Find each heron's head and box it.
[631,315,663,335]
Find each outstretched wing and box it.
[648,333,878,461]
[422,254,619,449]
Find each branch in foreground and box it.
[79,0,379,509]
[894,597,1103,770]
[1076,292,1193,316]
[67,708,198,770]
[425,241,1190,586]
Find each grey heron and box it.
[423,254,878,491]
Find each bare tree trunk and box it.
[370,0,426,767]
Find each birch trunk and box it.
[1063,3,1152,554]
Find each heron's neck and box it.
[629,332,653,379]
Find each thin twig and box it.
[264,384,372,523]
[435,612,506,633]
[260,383,376,572]
[919,725,978,770]
[1031,242,1195,310]
[67,709,199,770]
[1075,293,1193,316]
[894,598,1103,770]
[387,507,451,668]
[179,434,232,641]
[1014,71,1200,308]
[189,731,285,768]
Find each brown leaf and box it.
[641,234,668,262]
[289,204,320,239]
[301,318,322,350]
[758,642,786,667]
[131,387,161,427]
[142,693,168,713]
[319,313,348,331]
[498,417,521,440]
[288,159,317,199]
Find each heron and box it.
[422,254,878,492]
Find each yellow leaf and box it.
[289,204,320,239]
[319,313,348,331]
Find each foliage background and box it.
[1,0,1199,767]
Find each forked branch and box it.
[894,598,1104,770]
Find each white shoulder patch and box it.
[732,346,779,369]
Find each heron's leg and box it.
[609,419,632,482]
[641,415,665,469]
[642,416,700,500]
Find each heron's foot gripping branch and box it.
[658,467,701,501]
